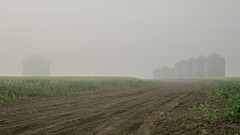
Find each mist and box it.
[1,0,240,78]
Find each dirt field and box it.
[0,82,239,135]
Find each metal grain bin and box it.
[174,60,185,78]
[183,58,195,77]
[23,55,51,76]
[193,55,205,78]
[204,53,225,77]
[159,66,174,79]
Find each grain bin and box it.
[183,58,195,77]
[23,55,51,76]
[204,53,225,77]
[174,60,185,78]
[159,66,174,79]
[193,55,205,78]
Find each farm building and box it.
[153,67,174,79]
[183,58,195,77]
[23,55,51,76]
[154,53,225,79]
[193,55,205,78]
[160,66,174,79]
[174,60,185,78]
[204,53,225,77]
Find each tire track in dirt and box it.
[0,82,205,135]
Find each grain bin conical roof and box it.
[24,54,50,63]
[175,59,186,65]
[187,57,195,62]
[196,55,205,60]
[207,53,224,59]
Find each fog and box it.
[1,0,240,78]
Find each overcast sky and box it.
[0,0,240,78]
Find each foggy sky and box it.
[1,0,240,78]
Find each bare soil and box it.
[0,82,239,135]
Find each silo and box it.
[23,55,51,76]
[204,53,225,77]
[153,68,161,79]
[160,66,174,79]
[183,58,194,77]
[174,60,185,78]
[193,55,205,78]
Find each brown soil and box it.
[0,82,239,135]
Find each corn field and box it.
[0,77,160,101]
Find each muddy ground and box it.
[0,82,239,135]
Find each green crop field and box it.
[198,77,240,123]
[0,77,161,102]
[1,76,239,122]
[155,77,240,123]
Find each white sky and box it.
[0,0,240,78]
